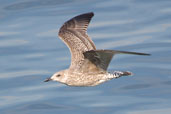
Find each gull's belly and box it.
[66,74,108,86]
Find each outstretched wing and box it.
[58,12,96,70]
[83,50,150,71]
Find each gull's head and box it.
[44,70,68,83]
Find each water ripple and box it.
[0,39,28,47]
[0,70,50,79]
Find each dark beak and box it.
[44,77,52,82]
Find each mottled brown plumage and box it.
[44,12,150,86]
[58,12,96,71]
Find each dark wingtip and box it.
[87,12,94,16]
[77,12,94,19]
[77,12,94,20]
[141,53,151,56]
[114,50,151,56]
[81,12,94,15]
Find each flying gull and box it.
[44,12,150,86]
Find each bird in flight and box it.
[44,12,150,86]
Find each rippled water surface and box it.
[1,0,171,114]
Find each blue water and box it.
[1,0,171,114]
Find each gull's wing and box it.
[83,50,150,71]
[58,12,96,70]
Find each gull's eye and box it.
[56,74,61,77]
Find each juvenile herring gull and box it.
[44,12,150,86]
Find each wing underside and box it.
[58,12,96,70]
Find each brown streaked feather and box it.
[58,12,96,70]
